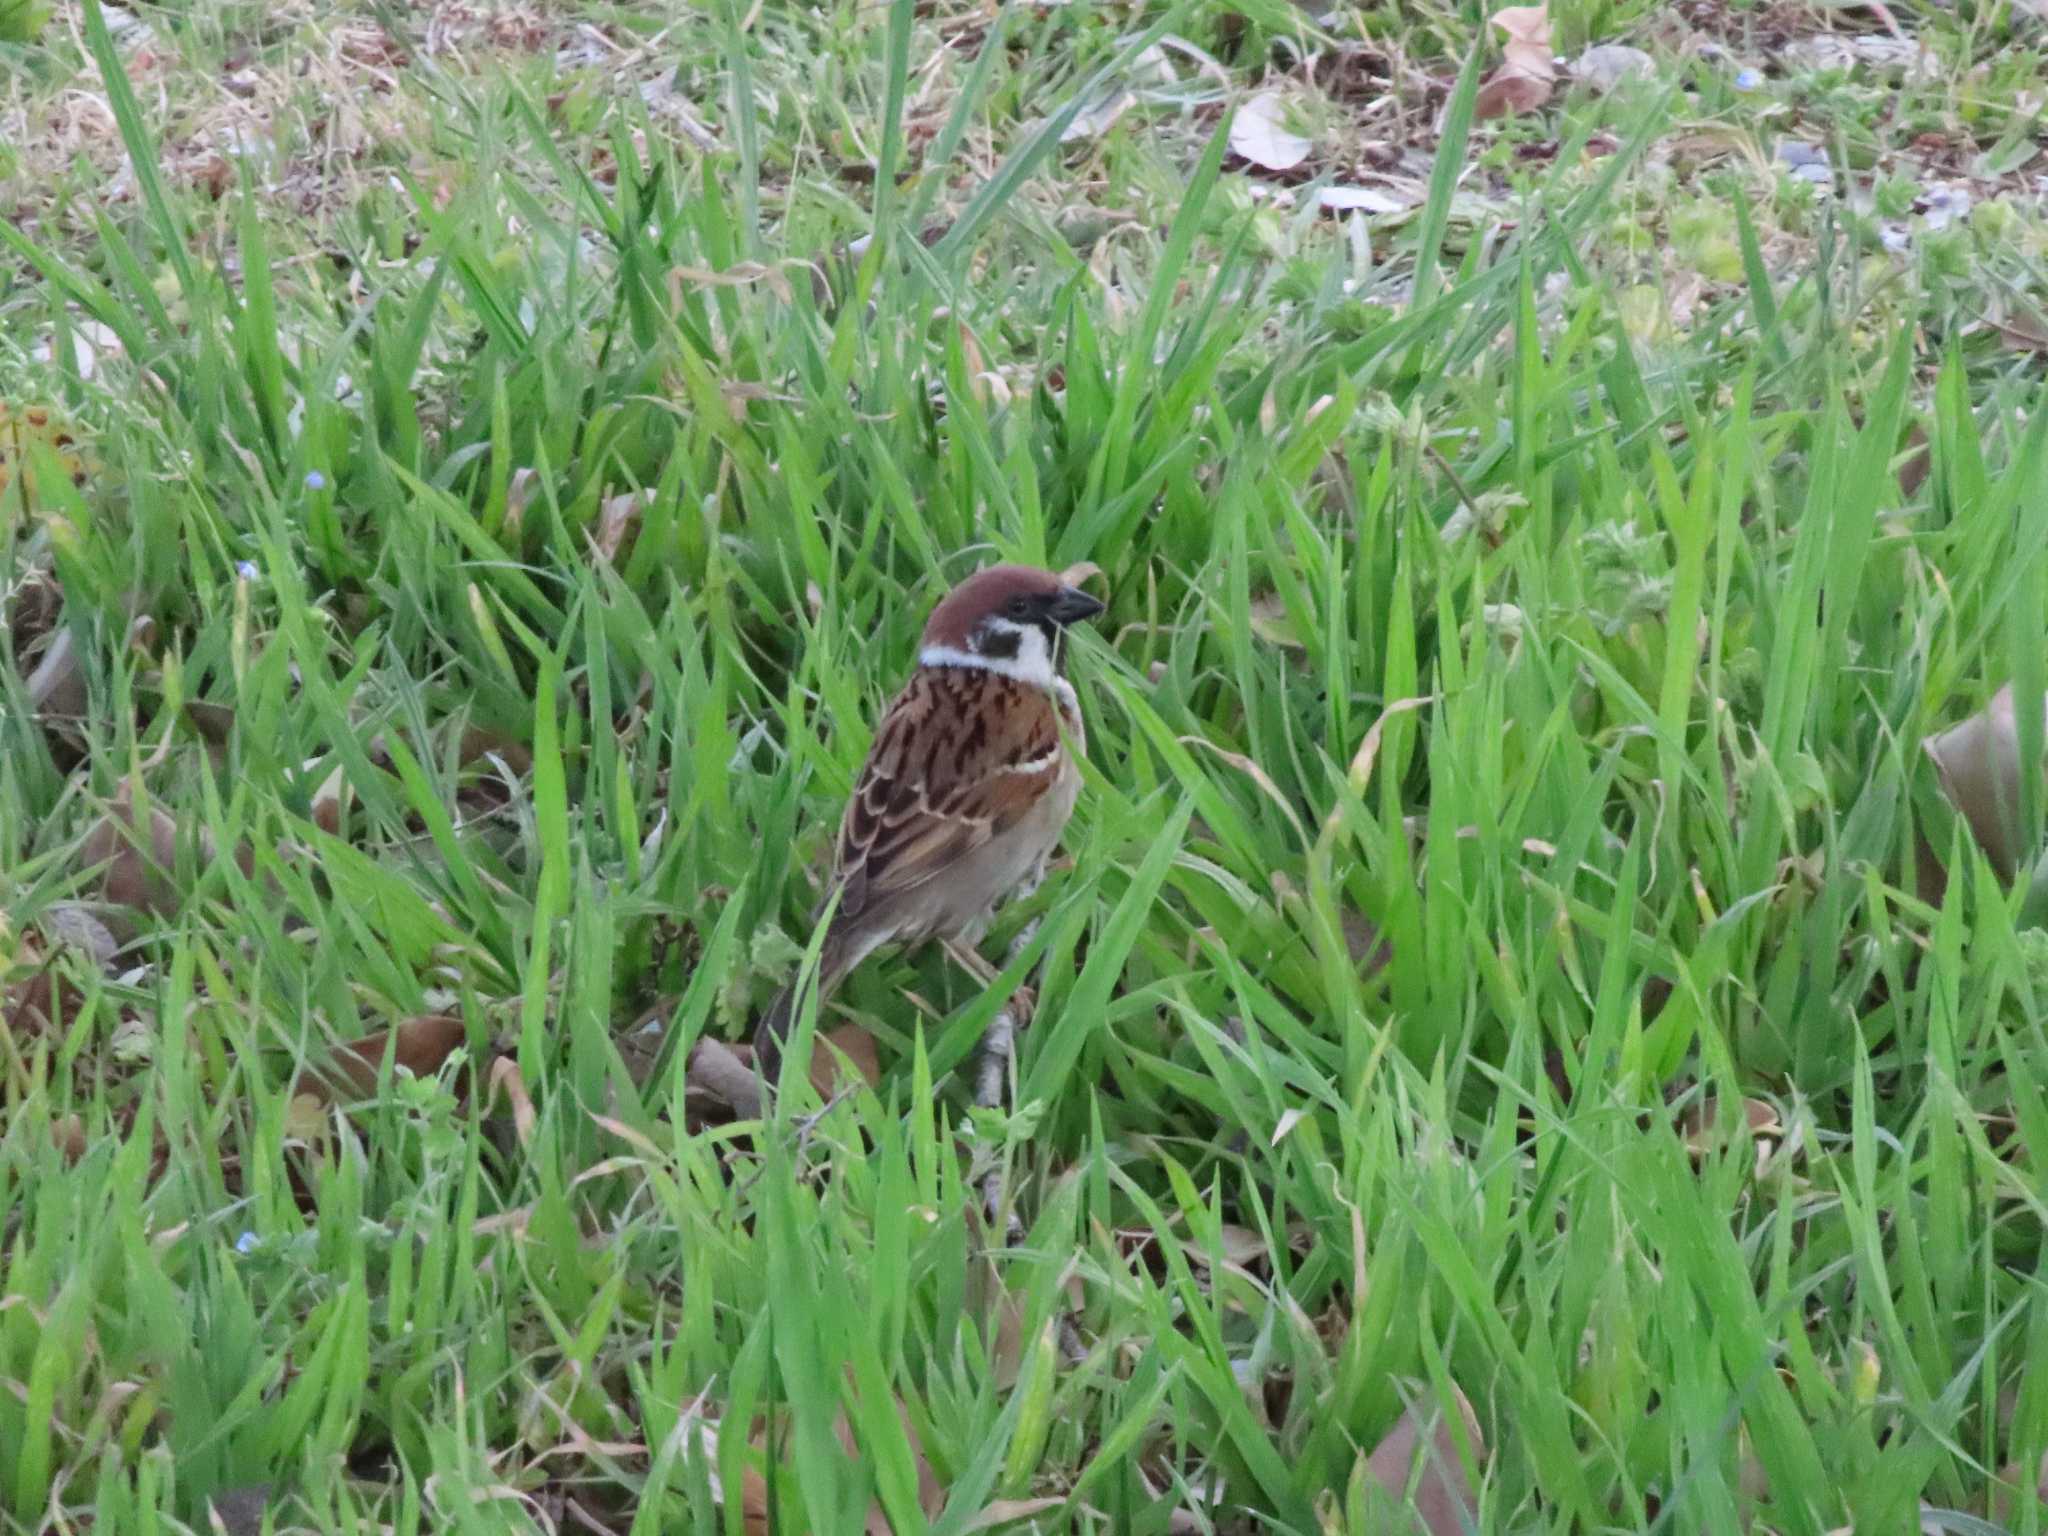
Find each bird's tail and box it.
[753,942,842,1086]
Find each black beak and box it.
[1046,585,1105,625]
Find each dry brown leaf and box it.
[454,725,535,776]
[3,904,119,1036]
[0,402,94,502]
[1476,68,1552,119]
[1491,4,1554,71]
[1476,3,1555,119]
[181,697,237,746]
[591,489,651,565]
[1990,306,2048,356]
[26,625,86,721]
[1678,1093,1780,1147]
[78,783,253,921]
[1343,908,1394,977]
[1925,684,2039,880]
[308,761,347,836]
[809,1024,882,1097]
[502,466,541,543]
[1897,423,1932,499]
[294,1014,468,1105]
[1057,560,1103,590]
[669,260,794,306]
[834,1392,943,1532]
[1323,697,1435,843]
[1249,592,1305,650]
[204,1485,271,1536]
[982,1265,1032,1390]
[963,1498,1069,1531]
[486,1054,537,1148]
[1678,1093,1781,1178]
[722,1388,941,1535]
[1362,1386,1487,1535]
[1185,1223,1270,1271]
[687,1038,765,1118]
[52,1114,89,1165]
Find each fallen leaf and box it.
[2,903,121,1036]
[1331,696,1434,814]
[1271,1106,1309,1146]
[1491,2,1553,68]
[1316,185,1411,215]
[1925,684,2040,880]
[1476,4,1555,119]
[0,401,94,504]
[307,761,347,835]
[1249,591,1306,649]
[1184,1223,1269,1271]
[809,1024,882,1097]
[713,1386,942,1536]
[502,466,541,542]
[669,260,794,306]
[1989,305,2048,356]
[451,725,534,778]
[51,1114,88,1164]
[1361,1386,1487,1534]
[1057,560,1104,590]
[78,784,216,920]
[1678,1093,1781,1176]
[294,1014,468,1104]
[205,1485,272,1536]
[1574,43,1653,91]
[686,1037,765,1119]
[1343,909,1393,977]
[1230,91,1313,172]
[486,1054,537,1147]
[1060,86,1135,143]
[835,1391,943,1532]
[1897,423,1932,498]
[591,489,651,565]
[1476,68,1550,119]
[26,624,87,722]
[46,901,119,963]
[963,1498,1069,1531]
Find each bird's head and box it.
[918,564,1104,685]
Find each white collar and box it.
[917,643,1058,690]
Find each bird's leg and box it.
[939,936,1002,991]
[971,901,1046,1243]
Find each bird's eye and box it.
[1007,596,1032,620]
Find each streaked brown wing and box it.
[832,666,1063,924]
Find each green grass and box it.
[7,0,2048,1530]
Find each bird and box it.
[754,563,1105,1081]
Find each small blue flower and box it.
[304,469,328,491]
[235,1230,260,1254]
[237,560,259,581]
[1734,68,1762,91]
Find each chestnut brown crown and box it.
[920,564,1104,653]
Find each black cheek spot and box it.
[977,626,1022,661]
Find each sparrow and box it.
[755,563,1105,1077]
